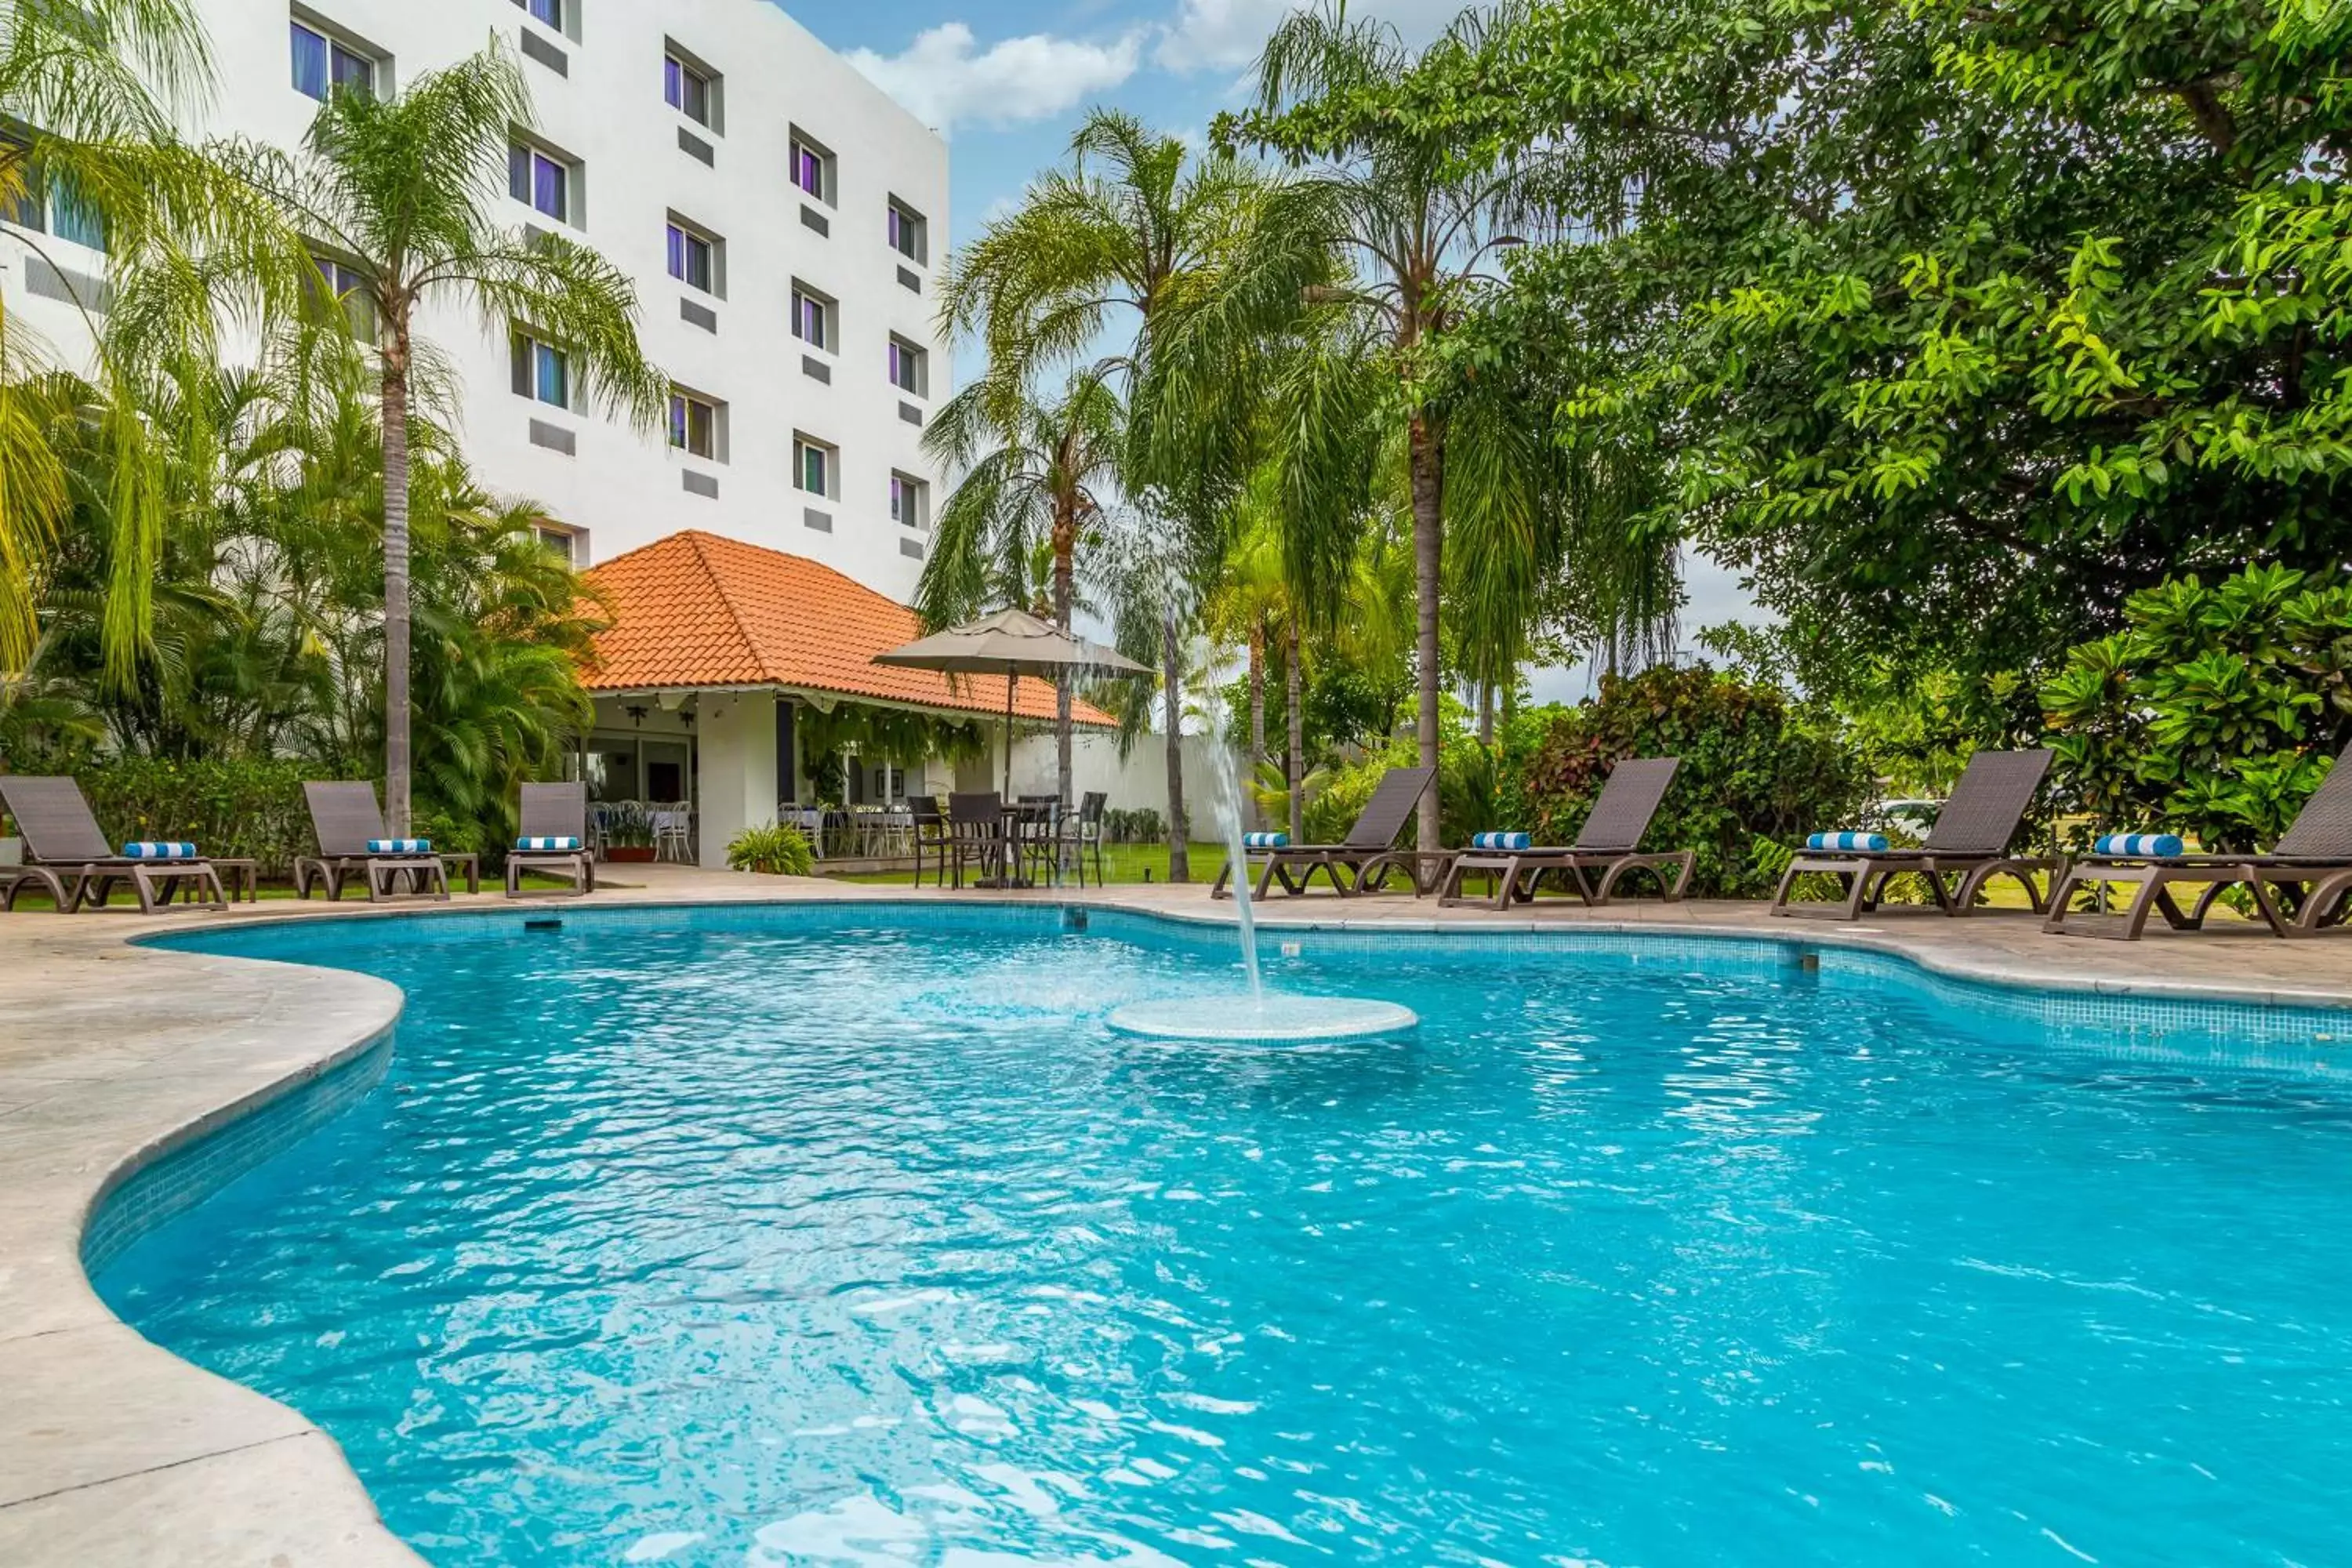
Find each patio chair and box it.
[910,797,949,887]
[1211,766,1436,899]
[1771,749,2055,920]
[1054,790,1107,887]
[506,781,595,898]
[947,791,1005,888]
[2044,750,2352,940]
[1434,757,1695,911]
[0,775,227,914]
[293,782,449,903]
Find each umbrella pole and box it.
[1003,668,1014,799]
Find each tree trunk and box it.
[1163,608,1189,883]
[1247,619,1265,828]
[1052,502,1075,809]
[1477,680,1494,747]
[1407,412,1443,853]
[382,325,413,836]
[1286,616,1305,844]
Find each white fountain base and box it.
[1108,994,1419,1044]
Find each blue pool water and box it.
[110,906,2352,1566]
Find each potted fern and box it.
[603,800,657,863]
[726,821,815,877]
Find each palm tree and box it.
[1239,2,1573,855]
[217,45,666,829]
[0,0,307,682]
[940,108,1325,873]
[1204,469,1311,837]
[916,366,1123,807]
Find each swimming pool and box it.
[108,904,2352,1566]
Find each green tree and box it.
[916,365,1123,807]
[1,0,310,682]
[1225,3,1680,853]
[1334,0,2352,699]
[942,108,1321,874]
[219,45,665,829]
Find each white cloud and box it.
[1155,0,1472,74]
[848,24,1144,136]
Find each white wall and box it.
[0,0,951,601]
[693,691,777,869]
[1005,731,1247,838]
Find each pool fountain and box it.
[1106,717,1417,1044]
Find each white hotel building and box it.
[4,0,952,598]
[2,0,1210,857]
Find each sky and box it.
[783,0,1762,700]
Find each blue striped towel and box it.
[514,836,583,852]
[122,841,199,860]
[2095,832,2184,858]
[367,838,432,854]
[1472,831,1533,851]
[1807,831,1889,853]
[1242,831,1288,849]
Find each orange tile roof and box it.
[582,531,1116,727]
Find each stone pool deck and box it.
[8,866,2352,1564]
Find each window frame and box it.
[510,327,570,410]
[507,138,575,224]
[787,129,836,206]
[889,471,929,530]
[793,434,837,499]
[887,335,927,397]
[789,281,835,354]
[664,50,718,129]
[289,18,380,103]
[886,198,927,265]
[665,216,721,296]
[670,390,720,461]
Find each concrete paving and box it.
[6,866,2352,1563]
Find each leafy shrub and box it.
[726,821,815,877]
[1503,665,1871,897]
[2042,564,2352,851]
[1103,807,1166,844]
[64,757,313,877]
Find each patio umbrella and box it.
[873,608,1149,797]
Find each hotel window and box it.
[793,434,837,499]
[889,472,928,529]
[2,138,103,251]
[515,0,563,31]
[46,177,104,251]
[788,129,834,205]
[886,198,926,264]
[790,282,834,352]
[314,255,373,332]
[289,20,379,102]
[670,390,720,459]
[887,336,927,397]
[664,49,717,129]
[510,328,569,408]
[666,219,720,295]
[507,140,573,223]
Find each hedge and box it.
[16,758,316,878]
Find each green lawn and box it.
[833,841,1233,888]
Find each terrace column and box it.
[696,693,779,870]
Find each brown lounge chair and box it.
[293,782,449,902]
[506,781,596,897]
[1436,757,1695,911]
[0,775,227,914]
[1771,748,2055,920]
[1210,766,1436,899]
[2045,750,2352,940]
